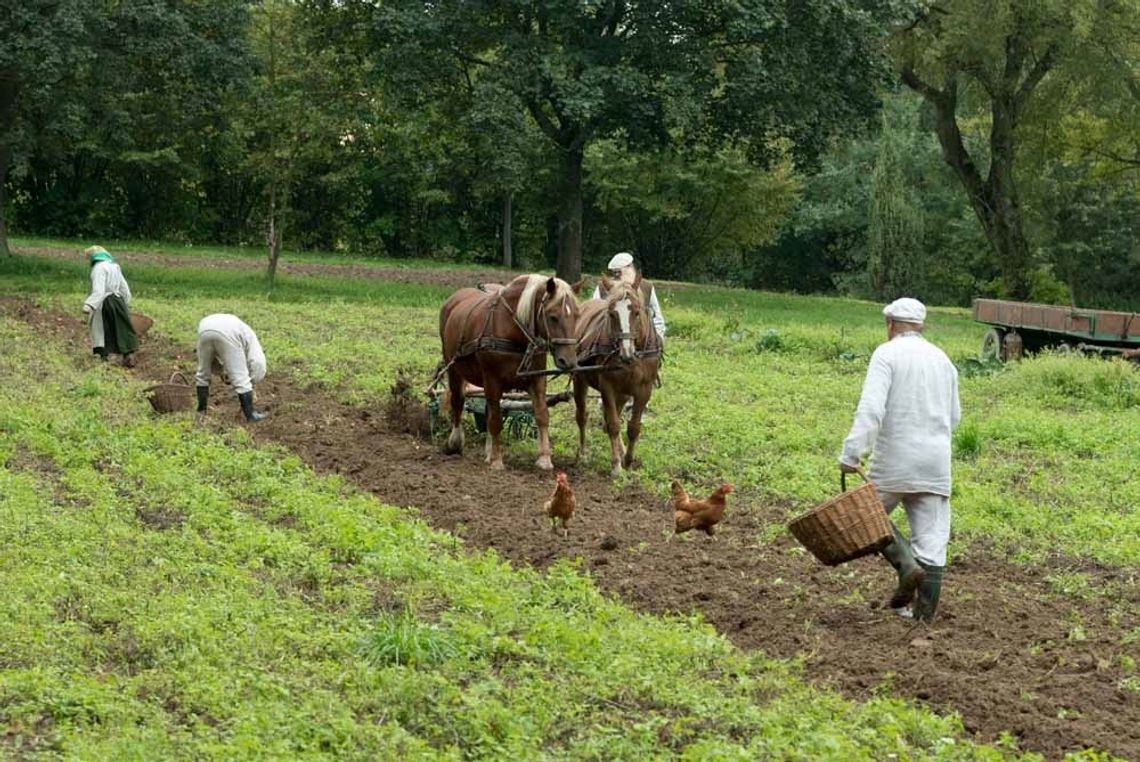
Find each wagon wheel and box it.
[979,328,1005,362]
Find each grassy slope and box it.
[0,316,1019,760]
[9,235,501,271]
[5,250,1137,567]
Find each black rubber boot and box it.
[93,347,109,362]
[880,522,925,609]
[912,562,944,622]
[238,391,267,422]
[196,385,209,414]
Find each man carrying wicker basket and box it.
[839,298,960,622]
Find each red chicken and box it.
[544,471,576,536]
[670,480,734,539]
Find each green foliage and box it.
[358,613,458,668]
[587,138,802,280]
[0,313,1018,758]
[868,103,926,299]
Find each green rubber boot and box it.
[912,562,944,622]
[880,522,926,609]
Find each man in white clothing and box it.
[592,252,667,339]
[839,297,960,622]
[195,314,268,422]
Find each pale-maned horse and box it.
[438,275,580,470]
[573,275,662,477]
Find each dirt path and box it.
[5,298,1138,761]
[15,245,528,290]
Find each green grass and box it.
[0,316,1020,759]
[4,248,1139,566]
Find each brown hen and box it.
[671,480,734,539]
[544,471,576,536]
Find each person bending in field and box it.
[839,297,960,622]
[83,245,138,367]
[195,314,268,422]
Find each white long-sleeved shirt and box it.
[840,332,960,496]
[591,284,667,338]
[197,314,267,384]
[84,261,132,312]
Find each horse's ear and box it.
[569,277,586,296]
[633,271,643,290]
[545,277,558,296]
[600,274,613,293]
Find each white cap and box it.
[883,297,926,323]
[607,252,634,270]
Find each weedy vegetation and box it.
[2,241,1137,757]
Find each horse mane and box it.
[513,274,575,333]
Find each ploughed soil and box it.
[4,296,1138,761]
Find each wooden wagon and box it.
[973,298,1140,362]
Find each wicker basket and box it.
[130,313,154,337]
[146,372,194,414]
[787,469,892,566]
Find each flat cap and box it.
[883,297,926,323]
[607,252,634,270]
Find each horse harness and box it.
[576,303,663,370]
[454,287,576,377]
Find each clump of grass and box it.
[755,328,798,353]
[357,612,457,668]
[957,356,1005,378]
[954,422,982,459]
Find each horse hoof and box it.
[536,456,553,471]
[490,460,505,471]
[610,466,623,479]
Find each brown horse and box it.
[439,275,580,470]
[573,276,662,477]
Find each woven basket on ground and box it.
[787,469,892,566]
[130,313,154,337]
[146,371,194,414]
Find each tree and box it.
[867,107,925,298]
[0,0,92,255]
[587,138,801,280]
[379,1,900,281]
[4,0,251,246]
[891,0,1140,299]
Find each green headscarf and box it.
[86,245,114,266]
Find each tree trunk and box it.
[909,73,1035,300]
[555,146,583,282]
[502,192,513,268]
[0,67,19,257]
[984,94,1032,299]
[0,147,11,257]
[266,182,283,288]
